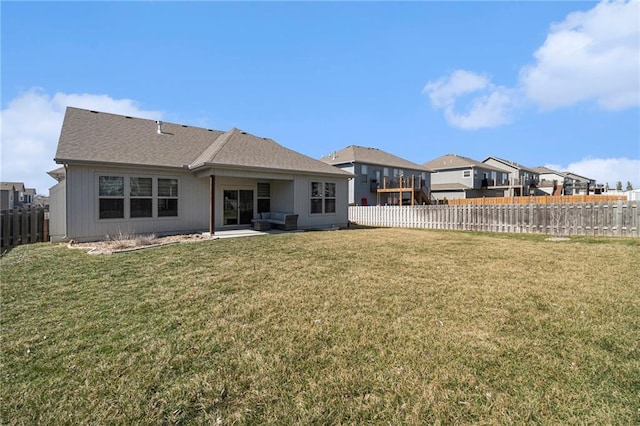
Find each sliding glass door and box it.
[223,190,254,225]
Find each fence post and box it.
[42,209,49,242]
[30,208,38,243]
[616,200,624,237]
[1,210,9,249]
[11,210,19,246]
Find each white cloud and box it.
[0,88,162,195]
[520,0,640,110]
[424,1,639,129]
[422,70,516,129]
[423,70,490,109]
[546,157,640,188]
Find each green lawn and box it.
[1,229,639,424]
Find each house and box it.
[1,182,24,210]
[563,172,600,195]
[33,194,50,209]
[423,154,509,201]
[47,166,66,183]
[50,107,352,242]
[531,166,573,196]
[24,188,37,206]
[482,156,540,197]
[1,182,26,210]
[320,145,432,206]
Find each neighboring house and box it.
[33,194,50,208]
[422,154,509,201]
[48,166,67,234]
[320,145,431,206]
[1,182,26,210]
[482,156,540,197]
[563,172,600,195]
[50,107,352,242]
[515,166,604,196]
[48,166,66,183]
[531,166,574,196]
[24,188,37,206]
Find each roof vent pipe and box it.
[156,120,163,135]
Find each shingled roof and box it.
[423,154,503,172]
[483,156,537,174]
[531,166,573,178]
[55,107,350,177]
[320,145,430,172]
[189,128,350,176]
[0,182,26,192]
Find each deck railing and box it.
[380,175,426,190]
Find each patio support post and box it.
[209,175,215,234]
[411,175,415,206]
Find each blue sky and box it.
[2,1,639,195]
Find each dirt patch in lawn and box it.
[68,233,215,255]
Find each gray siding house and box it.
[50,107,352,242]
[531,166,572,196]
[423,154,507,201]
[320,145,431,206]
[482,156,540,197]
[0,182,24,210]
[563,172,600,195]
[0,182,35,210]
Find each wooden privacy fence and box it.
[446,195,626,205]
[349,201,639,237]
[1,208,48,250]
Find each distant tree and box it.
[616,181,623,191]
[626,181,633,191]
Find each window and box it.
[257,182,271,213]
[130,177,152,218]
[97,175,178,220]
[361,164,368,183]
[99,176,124,219]
[311,181,336,214]
[463,170,471,178]
[324,182,336,213]
[158,178,178,217]
[311,182,323,214]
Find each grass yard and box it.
[1,228,639,424]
